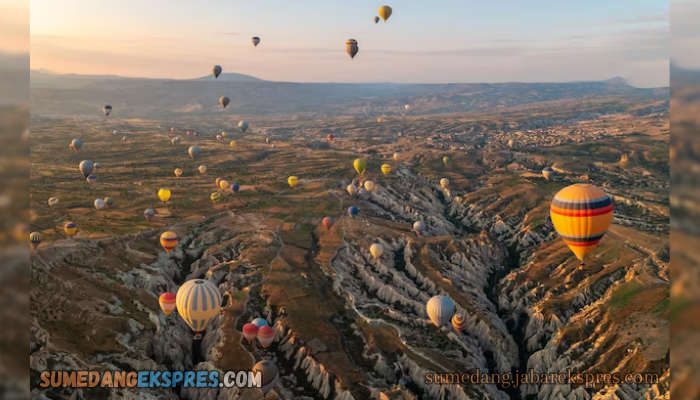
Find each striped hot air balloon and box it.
[381,164,391,175]
[257,325,275,348]
[346,39,359,59]
[211,192,222,204]
[30,232,42,250]
[252,360,279,396]
[176,279,221,340]
[144,208,155,221]
[86,174,97,186]
[452,313,467,333]
[550,184,613,265]
[242,323,259,342]
[160,231,178,254]
[159,292,177,316]
[287,176,299,188]
[64,222,77,238]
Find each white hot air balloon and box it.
[94,198,105,210]
[364,181,375,192]
[426,295,455,327]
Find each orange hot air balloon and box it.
[322,217,334,230]
[160,231,178,254]
[452,313,467,333]
[327,134,335,142]
[242,323,259,342]
[159,292,177,316]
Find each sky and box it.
[29,0,670,87]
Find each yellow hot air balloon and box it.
[347,183,359,196]
[219,180,230,191]
[160,231,178,254]
[364,181,375,192]
[64,222,77,238]
[370,243,383,259]
[550,184,613,264]
[229,140,236,148]
[211,192,222,203]
[221,131,227,137]
[440,178,450,189]
[377,118,383,124]
[288,176,299,188]
[174,168,183,178]
[176,279,221,339]
[381,164,392,175]
[353,158,367,175]
[378,5,393,22]
[158,188,171,203]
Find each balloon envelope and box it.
[64,222,77,237]
[252,318,268,328]
[103,105,112,116]
[94,198,105,210]
[220,97,230,109]
[370,243,383,259]
[443,156,451,165]
[252,360,279,396]
[413,221,426,235]
[238,120,249,132]
[347,183,358,196]
[48,197,59,207]
[353,158,367,174]
[542,167,554,181]
[257,325,275,348]
[378,5,393,21]
[159,292,177,316]
[188,146,200,159]
[71,139,83,152]
[79,160,94,177]
[381,164,392,175]
[211,192,222,203]
[231,183,240,192]
[427,295,455,327]
[252,37,260,47]
[440,178,450,188]
[322,217,334,230]
[242,323,258,342]
[348,206,358,219]
[144,209,155,221]
[374,16,380,23]
[212,65,222,78]
[288,176,299,187]
[346,39,358,59]
[393,152,401,161]
[160,231,178,254]
[158,189,171,202]
[364,181,375,192]
[86,174,97,185]
[30,232,42,249]
[199,165,207,174]
[452,313,467,332]
[176,279,221,336]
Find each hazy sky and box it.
[30,0,669,87]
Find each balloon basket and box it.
[193,333,203,341]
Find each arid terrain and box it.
[29,74,669,400]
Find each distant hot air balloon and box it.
[122,135,128,142]
[238,120,249,132]
[30,232,42,249]
[405,104,411,110]
[221,131,227,137]
[442,156,451,165]
[288,176,299,188]
[378,5,393,22]
[229,140,236,148]
[413,220,426,236]
[364,181,375,192]
[216,135,223,141]
[542,167,554,181]
[104,197,115,207]
[393,152,401,161]
[426,295,455,327]
[252,360,279,396]
[346,39,359,59]
[86,174,97,186]
[199,165,207,174]
[114,129,119,135]
[94,198,105,210]
[171,127,176,133]
[452,313,467,333]
[144,208,155,221]
[174,168,183,178]
[377,118,383,123]
[79,160,94,177]
[160,231,178,254]
[322,217,334,230]
[348,206,358,219]
[158,188,171,203]
[159,292,177,316]
[231,183,240,193]
[374,16,380,24]
[252,318,268,328]
[48,197,59,207]
[103,105,112,116]
[71,139,83,153]
[242,323,258,342]
[212,65,222,79]
[266,138,271,144]
[64,221,77,238]
[94,162,102,171]
[381,164,392,175]
[440,178,450,189]
[257,325,275,348]
[327,134,335,142]
[507,139,516,148]
[211,192,222,203]
[252,37,260,47]
[176,279,221,339]
[370,243,383,259]
[215,177,223,188]
[353,158,367,175]
[347,183,359,196]
[220,97,230,109]
[188,146,200,159]
[219,180,230,191]
[550,184,613,264]
[171,138,179,146]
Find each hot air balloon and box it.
[229,140,236,148]
[188,146,200,159]
[103,105,112,116]
[79,160,94,177]
[374,16,380,24]
[221,132,227,138]
[252,37,260,47]
[94,198,105,210]
[507,139,516,148]
[346,39,359,59]
[86,174,97,186]
[158,188,171,203]
[104,197,115,207]
[160,231,178,254]
[242,323,258,342]
[199,165,207,174]
[271,144,276,149]
[377,118,383,123]
[347,183,358,196]
[94,162,102,172]
[122,136,128,142]
[219,180,230,191]
[452,313,467,333]
[378,5,393,22]
[322,217,334,230]
[288,176,299,188]
[542,167,554,181]
[70,139,83,153]
[212,65,222,79]
[393,152,401,161]
[442,156,451,165]
[413,221,426,236]
[113,129,119,135]
[144,209,155,221]
[48,197,59,207]
[348,206,358,219]
[426,295,455,327]
[220,97,230,109]
[370,243,383,259]
[231,183,240,193]
[257,325,275,348]
[353,158,367,175]
[216,135,224,141]
[252,360,279,396]
[381,164,392,175]
[159,292,177,316]
[64,221,77,238]
[215,177,223,188]
[211,192,222,203]
[327,134,335,142]
[266,138,271,144]
[174,168,183,178]
[176,279,221,339]
[171,138,179,146]
[252,318,268,328]
[30,232,42,250]
[550,184,613,265]
[364,181,375,192]
[239,120,249,132]
[440,178,450,189]
[171,127,176,133]
[405,104,411,110]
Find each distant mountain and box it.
[194,72,265,83]
[30,69,170,89]
[603,77,628,85]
